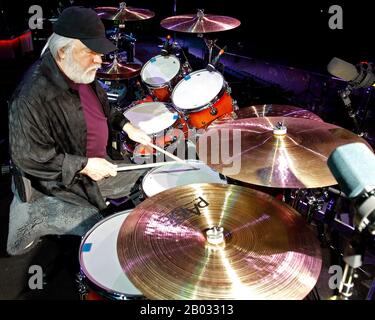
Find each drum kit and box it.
[76,4,374,300]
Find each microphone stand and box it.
[337,228,369,299]
[338,85,367,137]
[339,85,360,133]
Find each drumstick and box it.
[116,161,178,172]
[145,141,190,166]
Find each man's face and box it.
[60,40,103,84]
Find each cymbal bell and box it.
[95,5,155,21]
[117,183,322,300]
[160,9,241,33]
[197,117,371,189]
[96,59,141,80]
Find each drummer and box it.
[7,7,151,255]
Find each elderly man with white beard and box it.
[7,7,151,255]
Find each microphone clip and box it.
[206,64,216,72]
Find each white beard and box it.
[62,50,100,84]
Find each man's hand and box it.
[80,158,117,181]
[123,122,152,145]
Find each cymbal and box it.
[96,61,141,80]
[117,183,322,299]
[160,10,241,33]
[95,6,155,21]
[197,117,371,188]
[215,104,323,123]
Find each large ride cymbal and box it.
[197,117,371,189]
[95,6,155,21]
[160,10,241,33]
[241,104,323,121]
[117,183,322,300]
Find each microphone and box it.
[327,57,375,89]
[161,35,171,56]
[212,47,225,65]
[327,142,375,234]
[206,47,226,72]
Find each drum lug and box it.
[232,99,239,111]
[210,107,218,116]
[226,86,232,94]
[182,62,192,76]
[76,273,88,299]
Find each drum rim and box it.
[171,69,225,111]
[78,210,143,299]
[141,54,181,86]
[141,159,227,198]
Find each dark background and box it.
[1,0,374,68]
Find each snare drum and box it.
[141,160,227,198]
[141,55,183,102]
[78,210,144,300]
[172,69,234,129]
[123,101,188,158]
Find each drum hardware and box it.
[117,183,322,299]
[209,106,218,116]
[76,272,91,300]
[203,37,218,65]
[289,189,330,224]
[108,26,136,63]
[334,228,375,300]
[197,117,371,189]
[96,4,156,81]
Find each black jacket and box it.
[8,51,128,210]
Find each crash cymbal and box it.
[95,5,155,21]
[160,9,241,33]
[117,183,322,300]
[96,60,141,80]
[197,117,371,188]
[215,104,323,124]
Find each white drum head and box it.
[124,102,178,135]
[142,160,227,197]
[172,70,224,110]
[141,55,181,86]
[79,211,142,297]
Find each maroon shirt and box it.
[74,83,108,158]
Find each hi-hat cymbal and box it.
[96,60,141,80]
[95,6,155,21]
[197,117,371,189]
[160,9,241,33]
[117,183,322,300]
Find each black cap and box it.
[53,6,117,54]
